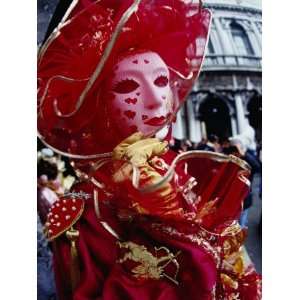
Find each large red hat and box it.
[38,0,211,158]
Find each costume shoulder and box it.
[44,188,88,241]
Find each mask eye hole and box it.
[113,79,139,94]
[154,75,168,87]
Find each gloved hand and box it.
[111,132,183,219]
[112,132,168,167]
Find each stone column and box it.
[187,100,201,143]
[214,17,235,64]
[247,30,261,56]
[251,21,262,49]
[172,107,185,140]
[200,122,207,140]
[194,119,202,142]
[234,92,247,134]
[210,28,224,65]
[231,117,238,136]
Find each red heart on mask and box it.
[124,110,136,119]
[125,98,137,104]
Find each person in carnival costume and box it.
[37,1,261,299]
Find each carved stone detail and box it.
[219,18,232,30]
[255,22,262,33]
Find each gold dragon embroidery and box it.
[117,241,181,285]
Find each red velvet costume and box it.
[38,1,261,299]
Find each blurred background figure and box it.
[220,137,231,152]
[37,214,57,300]
[37,148,63,224]
[180,139,193,152]
[37,149,62,300]
[197,134,220,152]
[37,147,76,300]
[169,138,181,153]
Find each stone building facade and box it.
[173,0,262,144]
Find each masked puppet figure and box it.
[37,1,261,299]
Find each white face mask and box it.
[106,51,173,137]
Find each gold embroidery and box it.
[117,241,180,285]
[65,227,80,291]
[196,197,218,220]
[151,223,221,267]
[92,189,122,240]
[221,273,239,290]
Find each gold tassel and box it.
[66,226,80,292]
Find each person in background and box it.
[197,134,220,152]
[197,138,207,150]
[220,137,231,152]
[257,142,262,234]
[180,139,193,152]
[169,138,181,153]
[37,148,77,299]
[173,139,192,153]
[37,148,63,300]
[38,215,57,300]
[37,149,64,224]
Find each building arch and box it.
[196,92,235,116]
[199,95,232,140]
[247,93,262,142]
[230,21,254,56]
